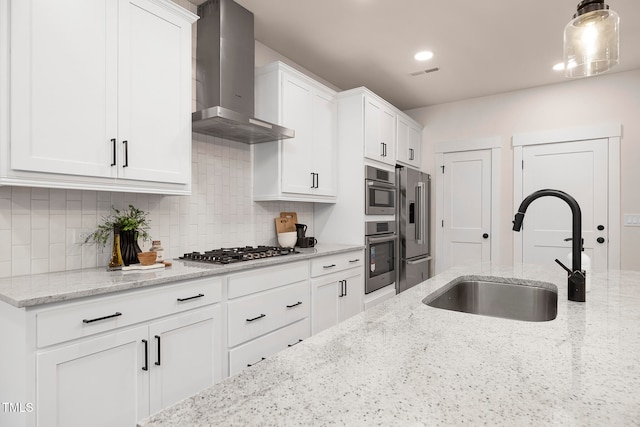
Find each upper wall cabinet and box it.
[364,94,396,167]
[396,113,423,169]
[253,62,337,203]
[0,0,197,194]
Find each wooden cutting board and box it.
[280,212,298,224]
[275,217,296,233]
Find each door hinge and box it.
[441,219,444,227]
[522,160,524,169]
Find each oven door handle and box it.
[367,234,397,244]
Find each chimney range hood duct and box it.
[192,0,294,144]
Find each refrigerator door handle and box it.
[416,182,426,244]
[406,256,431,265]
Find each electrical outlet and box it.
[624,214,640,227]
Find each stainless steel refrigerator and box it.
[396,165,431,293]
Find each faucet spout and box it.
[512,189,585,302]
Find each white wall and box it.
[406,68,640,270]
[0,0,314,278]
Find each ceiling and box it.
[192,0,640,111]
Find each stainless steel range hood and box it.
[192,0,294,144]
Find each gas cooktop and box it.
[180,246,297,264]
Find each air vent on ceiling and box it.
[409,67,440,77]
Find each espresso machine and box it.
[295,224,316,248]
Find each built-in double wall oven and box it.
[365,165,395,215]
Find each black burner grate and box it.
[180,246,295,264]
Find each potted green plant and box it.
[85,204,151,266]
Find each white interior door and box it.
[520,139,609,271]
[442,150,492,270]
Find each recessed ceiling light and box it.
[414,51,434,61]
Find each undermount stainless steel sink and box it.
[423,277,558,322]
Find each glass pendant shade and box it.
[564,2,619,78]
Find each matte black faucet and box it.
[512,189,586,302]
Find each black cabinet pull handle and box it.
[323,264,336,269]
[286,301,302,308]
[288,339,303,347]
[316,173,319,188]
[177,293,204,302]
[349,259,360,263]
[344,279,348,296]
[310,172,314,188]
[247,357,266,367]
[110,138,116,166]
[154,335,161,366]
[246,314,266,322]
[83,312,122,324]
[122,140,129,167]
[409,148,414,160]
[339,280,345,298]
[142,339,149,371]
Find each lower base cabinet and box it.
[37,325,148,427]
[36,306,222,427]
[312,268,364,334]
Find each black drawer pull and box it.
[247,357,266,367]
[83,312,122,324]
[348,259,360,263]
[142,339,149,371]
[246,314,266,322]
[177,293,204,302]
[155,335,161,366]
[323,264,336,269]
[286,301,302,308]
[288,339,303,347]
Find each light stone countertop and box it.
[139,262,640,427]
[0,244,363,308]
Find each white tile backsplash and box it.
[0,135,314,278]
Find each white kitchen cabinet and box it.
[148,307,220,414]
[0,0,197,194]
[37,325,150,427]
[364,93,397,166]
[396,113,423,169]
[3,276,223,427]
[310,251,364,334]
[226,260,311,376]
[37,306,221,427]
[254,61,337,202]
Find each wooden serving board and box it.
[280,211,298,224]
[275,217,296,233]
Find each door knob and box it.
[597,225,605,231]
[482,233,489,239]
[597,237,605,244]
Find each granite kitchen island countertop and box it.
[139,263,640,426]
[0,244,363,308]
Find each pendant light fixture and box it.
[563,0,619,78]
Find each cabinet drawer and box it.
[228,318,310,376]
[228,261,308,299]
[37,277,222,348]
[227,280,309,347]
[310,251,364,277]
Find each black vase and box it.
[119,230,142,266]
